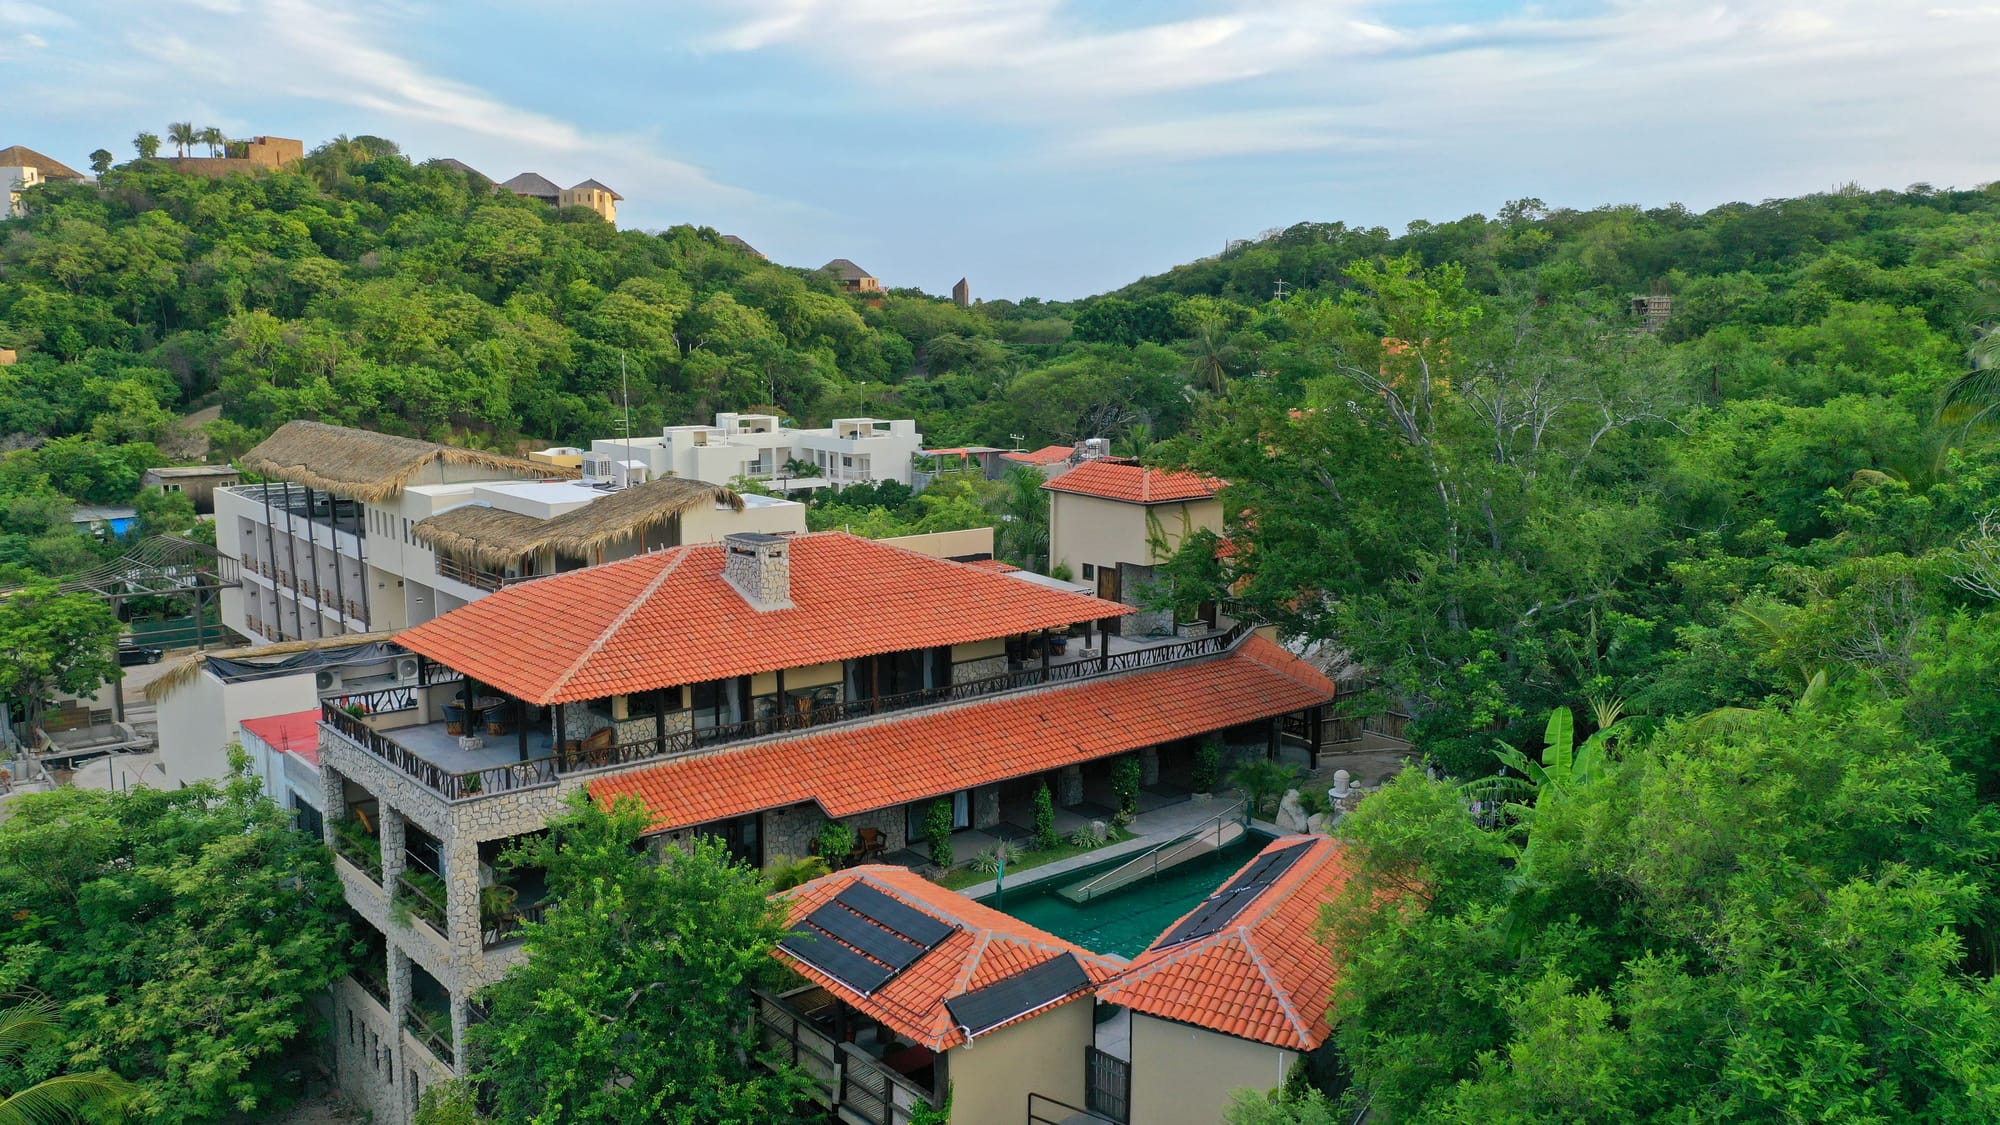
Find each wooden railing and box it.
[330,685,416,717]
[324,625,1254,803]
[838,1042,935,1125]
[754,992,840,1104]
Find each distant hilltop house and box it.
[499,171,622,224]
[171,136,305,179]
[822,258,881,294]
[0,144,85,217]
[952,277,970,308]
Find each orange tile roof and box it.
[240,709,323,768]
[1097,835,1353,1050]
[591,634,1335,830]
[776,867,1121,1051]
[957,558,1020,573]
[396,532,1129,705]
[1042,460,1224,504]
[1001,444,1074,466]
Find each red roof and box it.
[1042,460,1224,504]
[239,709,323,768]
[1001,444,1074,466]
[590,634,1335,830]
[776,867,1121,1051]
[958,558,1020,573]
[1097,835,1353,1050]
[396,532,1129,705]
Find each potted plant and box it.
[924,801,955,869]
[816,820,856,869]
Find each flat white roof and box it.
[740,493,803,509]
[1005,570,1094,595]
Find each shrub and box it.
[925,801,955,868]
[971,840,1021,875]
[1112,756,1142,816]
[764,854,831,892]
[1069,822,1108,848]
[1229,759,1301,818]
[1033,783,1059,850]
[1192,739,1224,792]
[816,820,855,867]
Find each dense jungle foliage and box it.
[10,136,2000,1120]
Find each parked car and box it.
[118,644,164,666]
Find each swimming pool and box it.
[979,832,1270,958]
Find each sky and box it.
[7,1,1999,299]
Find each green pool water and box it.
[979,833,1270,959]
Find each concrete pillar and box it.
[1140,747,1161,787]
[1057,766,1084,807]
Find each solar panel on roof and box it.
[805,903,926,973]
[944,953,1092,1038]
[836,882,955,947]
[1156,842,1316,947]
[780,924,895,994]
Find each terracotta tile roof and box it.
[1001,445,1074,466]
[957,558,1020,574]
[397,532,1129,705]
[1097,835,1353,1050]
[590,634,1336,830]
[239,709,323,768]
[776,867,1121,1051]
[1043,460,1225,505]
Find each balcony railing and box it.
[322,623,1252,804]
[354,965,391,1009]
[435,555,546,593]
[481,898,549,949]
[404,1004,455,1069]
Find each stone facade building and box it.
[312,530,1337,1121]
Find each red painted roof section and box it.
[1042,460,1225,504]
[1097,835,1353,1050]
[1001,444,1074,466]
[590,634,1336,830]
[396,532,1129,705]
[239,709,323,768]
[776,867,1121,1051]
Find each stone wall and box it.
[1118,562,1174,637]
[973,784,1001,829]
[954,654,1008,683]
[333,978,409,1124]
[763,802,909,863]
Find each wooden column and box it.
[517,699,529,762]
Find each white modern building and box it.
[592,412,925,493]
[215,421,805,646]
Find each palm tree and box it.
[132,132,161,160]
[1938,270,2000,422]
[198,126,225,157]
[1183,313,1239,395]
[86,149,113,176]
[166,121,196,158]
[0,995,133,1125]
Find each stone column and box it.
[444,834,480,949]
[381,808,407,892]
[448,993,470,1077]
[387,944,413,1054]
[320,764,345,846]
[1140,747,1161,787]
[1057,765,1084,807]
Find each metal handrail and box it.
[1063,799,1245,902]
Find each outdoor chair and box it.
[853,827,887,861]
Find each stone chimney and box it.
[721,532,793,611]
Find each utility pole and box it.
[1273,279,1290,301]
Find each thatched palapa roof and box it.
[241,421,574,503]
[412,477,745,568]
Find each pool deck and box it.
[954,797,1279,901]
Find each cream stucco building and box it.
[1044,458,1226,633]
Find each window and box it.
[291,792,324,839]
[691,678,743,731]
[1081,563,1095,580]
[625,687,680,718]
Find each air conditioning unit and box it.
[394,656,420,684]
[315,669,341,694]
